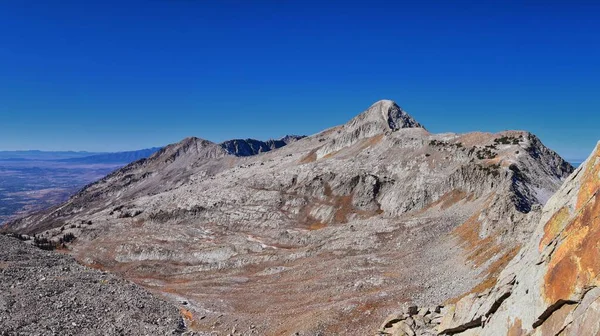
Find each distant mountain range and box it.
[0,137,307,164]
[0,148,161,163]
[0,150,101,161]
[56,148,162,164]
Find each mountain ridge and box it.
[3,100,575,335]
[378,141,600,336]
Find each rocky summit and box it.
[3,100,584,335]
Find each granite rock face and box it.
[4,100,573,335]
[220,135,305,157]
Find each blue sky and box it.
[0,1,598,160]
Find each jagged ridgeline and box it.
[3,100,574,335]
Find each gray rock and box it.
[0,235,192,335]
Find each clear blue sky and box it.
[0,1,598,160]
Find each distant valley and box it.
[0,148,161,224]
[0,136,304,225]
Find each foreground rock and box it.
[0,234,190,335]
[404,141,600,336]
[378,304,445,336]
[4,100,573,334]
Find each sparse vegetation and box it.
[494,135,523,145]
[33,236,56,250]
[429,139,446,146]
[60,233,76,244]
[472,146,498,160]
[118,209,143,218]
[477,163,502,177]
[33,232,77,250]
[429,140,464,149]
[6,233,31,241]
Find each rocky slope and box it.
[0,234,191,335]
[392,141,599,336]
[4,100,573,335]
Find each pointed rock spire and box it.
[346,100,424,133]
[315,100,425,159]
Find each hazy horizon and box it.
[0,130,592,163]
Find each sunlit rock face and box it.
[422,142,600,336]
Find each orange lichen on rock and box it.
[576,145,600,210]
[543,152,600,304]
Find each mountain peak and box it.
[314,100,425,159]
[371,99,424,131]
[346,100,424,133]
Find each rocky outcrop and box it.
[220,135,305,156]
[0,234,189,335]
[416,141,600,336]
[379,304,445,336]
[316,100,424,159]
